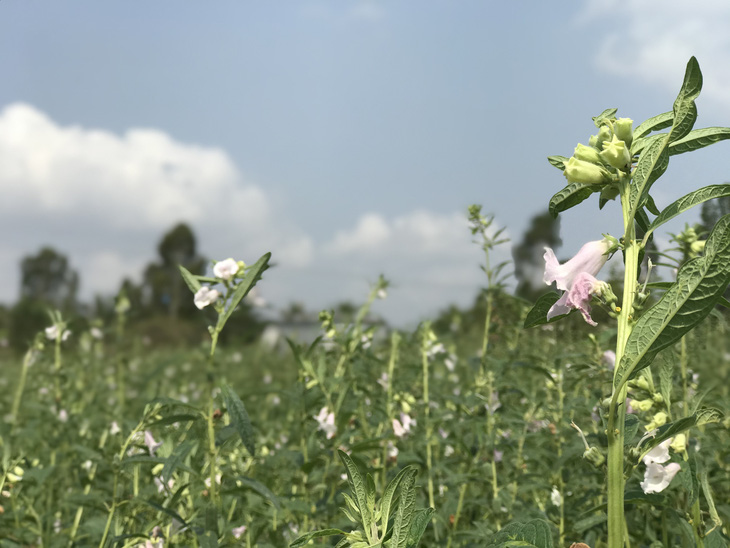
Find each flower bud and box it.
[563,157,608,185]
[614,118,633,147]
[629,398,653,412]
[600,135,631,170]
[670,433,687,453]
[652,393,664,404]
[594,126,612,149]
[690,240,706,255]
[573,143,602,164]
[583,446,605,467]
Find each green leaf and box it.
[162,439,196,483]
[289,529,348,548]
[380,465,415,536]
[704,529,730,548]
[547,155,569,171]
[593,107,618,127]
[405,507,434,548]
[624,414,640,446]
[548,183,595,218]
[221,382,256,456]
[391,467,418,548]
[487,519,554,548]
[669,57,703,143]
[219,252,271,327]
[224,476,281,510]
[629,58,703,217]
[614,213,730,390]
[644,184,730,241]
[338,450,374,542]
[658,353,674,411]
[669,127,730,156]
[178,265,202,294]
[524,292,575,328]
[633,111,673,140]
[637,408,723,461]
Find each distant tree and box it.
[512,211,562,301]
[142,223,206,318]
[281,302,309,323]
[20,247,78,310]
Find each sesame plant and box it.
[523,56,730,547]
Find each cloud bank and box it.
[0,103,502,325]
[579,0,730,111]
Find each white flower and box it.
[90,327,103,340]
[144,431,163,456]
[376,288,387,300]
[232,525,248,539]
[550,487,562,507]
[641,462,681,494]
[194,287,220,309]
[204,474,222,488]
[154,476,174,493]
[393,412,416,438]
[213,258,239,281]
[58,409,69,422]
[602,350,616,370]
[314,407,337,439]
[643,438,672,465]
[110,421,121,435]
[444,445,455,457]
[45,325,71,341]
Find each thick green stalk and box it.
[421,326,436,539]
[607,179,640,548]
[207,329,220,506]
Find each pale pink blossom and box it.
[194,287,220,309]
[213,258,239,281]
[602,350,616,370]
[144,431,163,456]
[232,525,248,539]
[393,412,416,438]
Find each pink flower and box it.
[544,238,614,326]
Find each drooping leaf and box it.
[637,408,723,462]
[548,183,595,218]
[222,382,256,456]
[614,214,730,390]
[669,127,730,156]
[644,184,730,240]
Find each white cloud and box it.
[579,0,730,110]
[0,103,503,326]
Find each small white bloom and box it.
[602,350,616,370]
[58,409,69,422]
[194,286,220,309]
[154,476,174,493]
[444,445,455,457]
[232,525,247,539]
[393,412,416,438]
[376,288,387,300]
[643,438,672,465]
[386,441,399,459]
[641,462,681,494]
[90,327,103,340]
[110,421,121,435]
[204,474,222,488]
[550,486,562,507]
[377,372,389,390]
[314,407,337,439]
[213,258,239,281]
[45,325,71,341]
[144,431,163,456]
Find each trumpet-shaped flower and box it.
[544,238,614,326]
[393,412,416,438]
[563,156,608,185]
[194,287,220,309]
[640,462,681,494]
[45,325,71,341]
[600,135,631,170]
[643,438,672,465]
[213,258,239,281]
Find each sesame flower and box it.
[232,525,248,539]
[393,412,416,438]
[194,286,220,310]
[544,238,615,325]
[641,462,681,494]
[213,258,239,281]
[144,431,163,456]
[550,487,562,507]
[602,350,616,370]
[643,438,672,465]
[45,325,71,341]
[314,407,337,439]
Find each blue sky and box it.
[2,1,730,325]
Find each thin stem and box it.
[421,325,436,539]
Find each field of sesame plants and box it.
[3,57,730,548]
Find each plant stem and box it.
[607,178,640,548]
[421,325,437,539]
[207,329,220,506]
